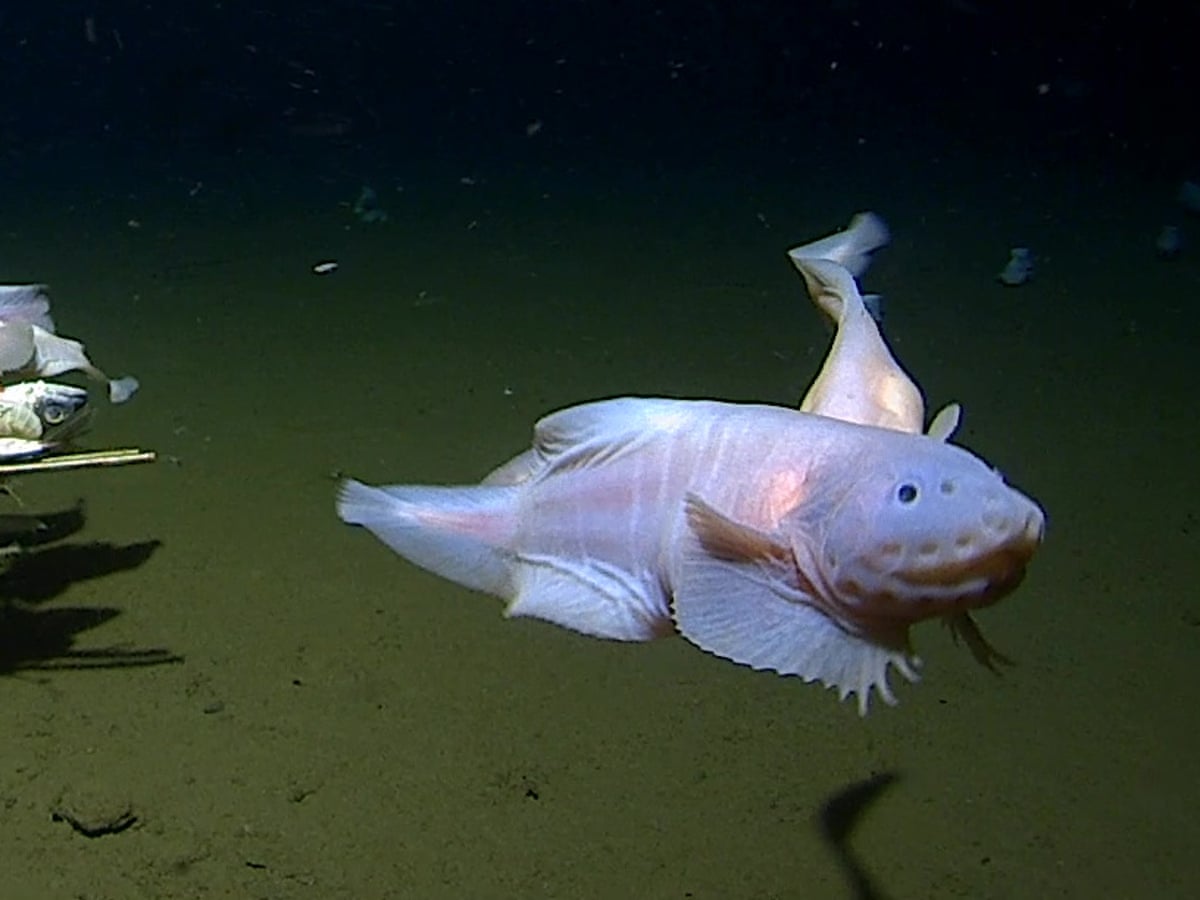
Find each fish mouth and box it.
[890,504,1044,599]
[893,545,1029,607]
[829,510,1044,629]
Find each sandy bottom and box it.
[0,139,1196,898]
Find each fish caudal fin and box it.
[336,479,518,598]
[109,375,140,404]
[787,211,890,278]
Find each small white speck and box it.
[312,261,339,275]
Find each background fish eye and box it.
[41,401,70,424]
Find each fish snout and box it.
[934,487,1044,602]
[980,488,1045,556]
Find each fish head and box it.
[34,382,93,440]
[803,430,1045,639]
[0,380,92,442]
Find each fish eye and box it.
[42,402,69,424]
[896,482,919,504]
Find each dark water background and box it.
[0,2,1197,898]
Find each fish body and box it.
[338,212,1046,710]
[339,397,1042,710]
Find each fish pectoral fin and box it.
[684,493,791,564]
[675,494,921,714]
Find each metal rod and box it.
[0,448,157,476]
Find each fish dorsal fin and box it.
[486,397,686,485]
[791,256,925,433]
[481,448,540,486]
[926,402,962,442]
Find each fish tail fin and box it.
[108,375,140,403]
[336,478,518,597]
[787,211,890,278]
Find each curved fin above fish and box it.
[786,211,890,279]
[790,256,925,433]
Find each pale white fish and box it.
[337,216,1044,711]
[0,283,139,403]
[339,398,1043,713]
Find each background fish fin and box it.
[676,496,921,713]
[926,403,962,442]
[108,375,140,404]
[792,257,925,433]
[787,212,890,279]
